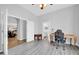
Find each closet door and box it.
[22,20,27,41]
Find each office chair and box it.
[55,29,66,50]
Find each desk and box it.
[64,34,77,46]
[34,34,42,41]
[49,33,77,46]
[49,33,54,41]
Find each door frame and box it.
[0,9,8,55]
[8,14,27,40]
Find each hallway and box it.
[8,40,79,55]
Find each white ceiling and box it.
[19,4,75,16]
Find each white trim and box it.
[8,14,28,40]
[8,14,28,21]
[0,9,8,55]
[4,9,8,55]
[0,10,3,53]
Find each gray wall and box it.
[73,5,79,46]
[8,16,17,24]
[34,17,43,34]
[41,6,75,33]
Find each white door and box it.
[0,9,8,54]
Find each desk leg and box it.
[70,38,72,46]
[74,37,77,46]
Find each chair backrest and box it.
[55,29,64,38]
[57,29,62,33]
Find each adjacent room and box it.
[8,16,27,48]
[0,4,79,55]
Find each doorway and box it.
[8,16,27,48]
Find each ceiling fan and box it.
[32,4,53,10]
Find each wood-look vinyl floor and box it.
[8,37,25,48]
[8,40,79,55]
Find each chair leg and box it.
[62,42,65,50]
[56,41,59,49]
[53,42,55,46]
[56,44,58,49]
[63,44,65,50]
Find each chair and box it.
[55,29,66,50]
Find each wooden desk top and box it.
[49,33,77,39]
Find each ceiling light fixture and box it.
[32,4,53,10]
